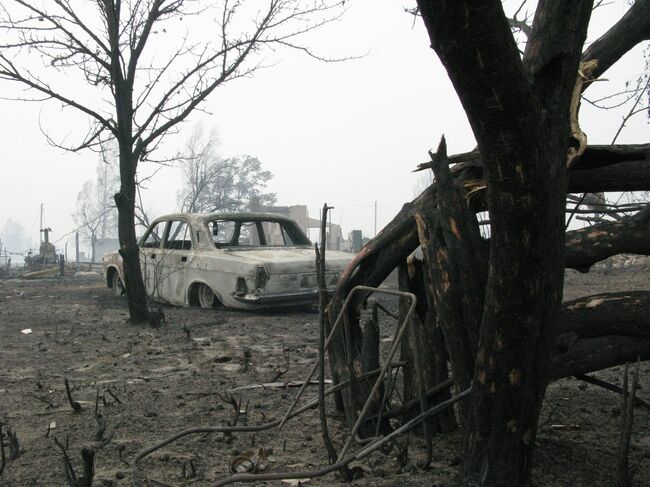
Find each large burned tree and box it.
[327,1,650,486]
[0,0,343,323]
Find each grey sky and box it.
[0,0,647,256]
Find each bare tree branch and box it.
[582,0,650,84]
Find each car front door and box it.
[159,220,194,305]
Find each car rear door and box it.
[139,220,167,299]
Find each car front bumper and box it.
[232,288,331,306]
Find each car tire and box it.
[197,283,215,308]
[112,271,125,297]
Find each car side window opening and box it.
[239,222,262,246]
[141,221,166,248]
[209,219,310,248]
[164,221,192,250]
[210,220,236,246]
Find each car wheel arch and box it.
[106,266,120,288]
[187,281,224,308]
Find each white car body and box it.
[102,213,353,310]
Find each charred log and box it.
[550,292,650,380]
[570,160,650,193]
[565,206,650,272]
[571,143,650,170]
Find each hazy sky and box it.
[0,0,647,257]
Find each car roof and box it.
[151,212,298,225]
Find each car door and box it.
[139,220,167,299]
[159,220,194,305]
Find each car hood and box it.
[221,247,352,273]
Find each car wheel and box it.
[197,283,215,308]
[112,271,125,297]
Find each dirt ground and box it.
[1,259,649,487]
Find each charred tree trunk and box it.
[114,148,149,324]
[398,259,457,434]
[90,233,97,265]
[106,2,149,325]
[418,1,592,485]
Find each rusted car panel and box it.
[102,213,353,310]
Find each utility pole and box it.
[328,209,332,251]
[40,203,44,243]
[374,201,377,237]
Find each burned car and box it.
[102,213,353,310]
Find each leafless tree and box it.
[73,152,119,263]
[74,182,103,264]
[177,125,277,213]
[0,0,345,322]
[134,184,153,232]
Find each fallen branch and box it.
[106,388,122,404]
[616,359,641,487]
[145,477,180,487]
[30,394,56,409]
[0,424,5,476]
[574,374,650,411]
[2,427,19,462]
[228,380,331,393]
[373,378,455,420]
[54,437,78,486]
[54,438,97,487]
[64,378,82,412]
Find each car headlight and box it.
[235,277,248,296]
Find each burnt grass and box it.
[1,261,649,486]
